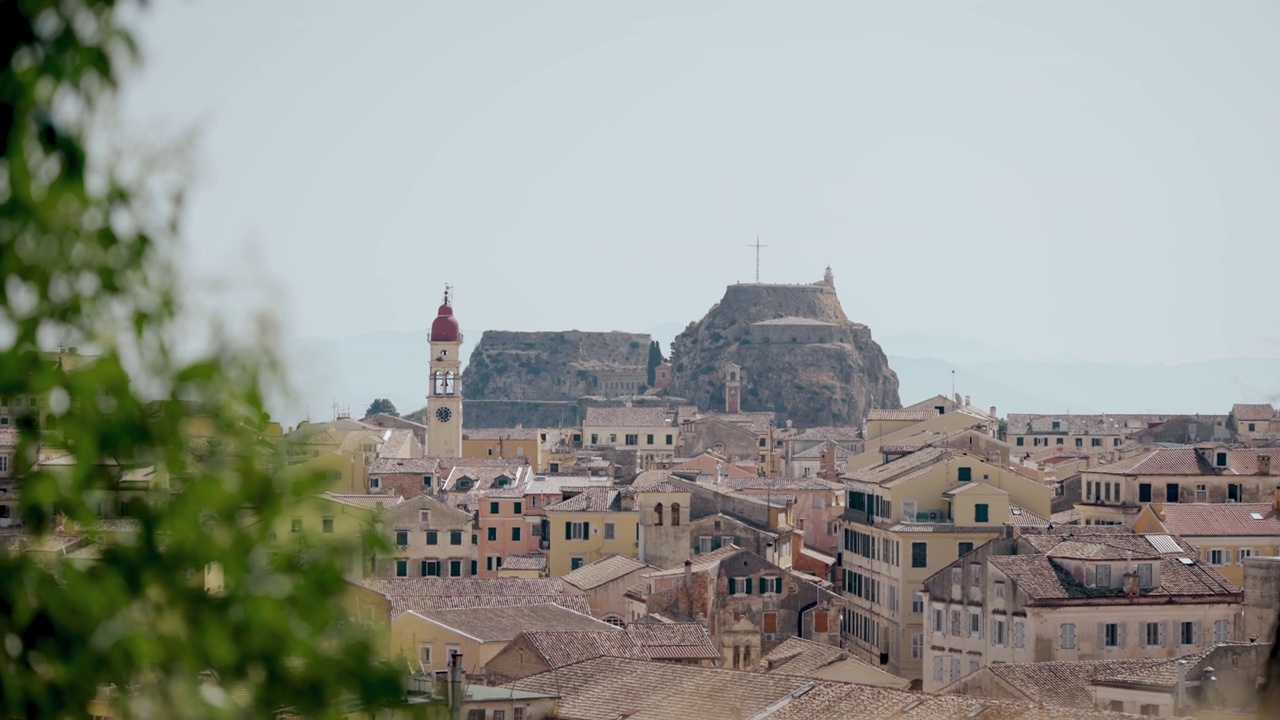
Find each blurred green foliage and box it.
[0,1,403,716]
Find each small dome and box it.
[430,302,460,342]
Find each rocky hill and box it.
[463,330,652,401]
[668,270,900,426]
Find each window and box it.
[1209,549,1227,566]
[322,517,334,534]
[951,568,962,586]
[486,556,497,572]
[566,522,588,540]
[1139,483,1152,502]
[951,610,962,636]
[1092,438,1102,447]
[1239,548,1259,563]
[958,467,972,482]
[418,644,432,667]
[1016,437,1024,446]
[487,527,497,541]
[1143,621,1162,647]
[1215,619,1230,643]
[933,656,944,681]
[395,530,409,546]
[449,560,461,577]
[911,542,927,568]
[1060,623,1077,649]
[590,433,598,445]
[426,530,438,545]
[1216,452,1228,467]
[511,526,521,541]
[1140,704,1159,716]
[950,658,961,682]
[1138,563,1153,587]
[570,557,584,571]
[604,522,616,540]
[624,433,638,445]
[969,612,982,637]
[1075,438,1083,448]
[646,434,654,444]
[467,711,484,720]
[671,502,681,526]
[609,434,617,443]
[970,563,981,587]
[422,475,432,487]
[974,504,989,523]
[395,559,408,577]
[419,509,431,525]
[370,477,381,489]
[291,518,302,534]
[470,560,477,575]
[1014,621,1025,648]
[1103,622,1119,648]
[1180,621,1196,645]
[994,581,1005,599]
[698,536,712,554]
[493,711,506,720]
[1196,484,1208,502]
[993,619,1007,646]
[490,501,500,514]
[0,456,7,473]
[449,531,462,546]
[1096,564,1111,588]
[910,632,923,659]
[654,503,664,526]
[514,709,525,720]
[912,592,925,614]
[957,541,973,557]
[932,608,944,633]
[763,611,778,633]
[1166,484,1179,502]
[423,560,440,576]
[514,502,522,514]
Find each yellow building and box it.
[582,406,677,467]
[851,408,1000,474]
[269,492,402,581]
[544,487,639,577]
[389,603,618,676]
[1132,501,1280,587]
[461,427,541,468]
[838,447,1051,682]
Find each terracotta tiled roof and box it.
[519,630,648,668]
[369,456,442,475]
[1086,447,1275,476]
[867,409,936,422]
[321,492,403,510]
[956,659,1167,709]
[785,426,860,442]
[1006,413,1171,437]
[846,447,950,485]
[989,532,1239,602]
[717,412,776,433]
[761,636,845,675]
[389,594,590,617]
[1232,403,1276,422]
[361,576,564,597]
[462,427,540,441]
[624,622,719,660]
[375,429,415,457]
[1007,505,1051,528]
[506,657,815,720]
[1092,646,1220,688]
[413,603,616,643]
[643,545,741,580]
[1152,502,1280,536]
[670,455,757,479]
[583,406,671,428]
[0,428,18,447]
[562,555,648,590]
[503,554,547,571]
[716,477,840,491]
[545,487,620,512]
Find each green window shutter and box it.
[729,577,737,594]
[774,577,783,594]
[565,522,572,540]
[745,578,753,595]
[583,522,590,537]
[712,537,722,550]
[514,502,522,514]
[958,467,972,482]
[490,502,499,514]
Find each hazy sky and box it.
[122,1,1280,367]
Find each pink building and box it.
[475,487,540,577]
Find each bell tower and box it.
[725,363,742,414]
[427,286,463,458]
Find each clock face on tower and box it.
[435,407,452,423]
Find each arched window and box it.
[671,502,681,526]
[654,503,664,526]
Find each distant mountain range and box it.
[268,328,1280,428]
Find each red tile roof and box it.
[1087,447,1277,476]
[1152,502,1280,537]
[1232,403,1276,421]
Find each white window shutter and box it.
[1098,623,1106,649]
[1194,620,1202,645]
[1119,622,1127,648]
[1159,621,1168,647]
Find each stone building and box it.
[921,527,1241,693]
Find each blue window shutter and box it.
[745,577,754,595]
[729,577,738,595]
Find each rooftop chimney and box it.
[684,558,693,589]
[1260,454,1272,476]
[990,406,997,419]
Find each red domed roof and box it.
[431,301,460,342]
